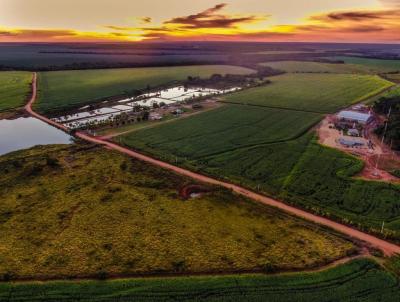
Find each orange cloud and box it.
[103,4,269,41]
[300,8,400,42]
[1,4,399,43]
[141,17,152,24]
[164,3,265,29]
[311,9,400,21]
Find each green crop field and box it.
[121,104,400,239]
[224,73,392,113]
[0,71,32,112]
[120,104,322,159]
[0,144,354,280]
[1,259,399,301]
[205,137,400,240]
[203,134,313,195]
[366,85,400,105]
[331,56,400,73]
[36,65,254,114]
[281,139,400,239]
[261,61,371,74]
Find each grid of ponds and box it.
[54,86,240,129]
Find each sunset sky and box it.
[0,0,399,43]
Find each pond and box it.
[0,117,72,156]
[54,85,241,129]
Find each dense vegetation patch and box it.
[0,71,31,112]
[0,145,354,280]
[36,65,254,114]
[223,73,392,113]
[0,259,399,301]
[373,93,400,150]
[120,104,321,159]
[281,140,400,239]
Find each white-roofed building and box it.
[337,110,373,125]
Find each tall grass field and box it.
[0,144,354,280]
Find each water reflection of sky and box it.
[54,86,240,128]
[0,117,71,156]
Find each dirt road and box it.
[26,72,400,256]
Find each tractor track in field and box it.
[26,72,400,257]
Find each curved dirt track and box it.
[26,73,400,256]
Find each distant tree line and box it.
[185,66,283,89]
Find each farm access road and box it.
[26,72,400,256]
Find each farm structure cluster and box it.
[332,105,375,148]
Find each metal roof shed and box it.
[337,110,372,124]
[338,137,364,147]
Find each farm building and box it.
[351,104,369,112]
[338,137,364,147]
[172,108,183,115]
[337,110,373,125]
[149,113,162,121]
[348,128,360,137]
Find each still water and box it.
[0,117,71,156]
[54,85,241,128]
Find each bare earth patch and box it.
[317,116,400,183]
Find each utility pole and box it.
[391,139,395,160]
[381,221,385,234]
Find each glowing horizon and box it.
[0,0,399,43]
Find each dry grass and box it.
[0,144,354,280]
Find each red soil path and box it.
[26,73,400,256]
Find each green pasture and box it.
[0,71,32,112]
[261,61,371,74]
[120,104,321,159]
[331,56,400,73]
[224,73,392,113]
